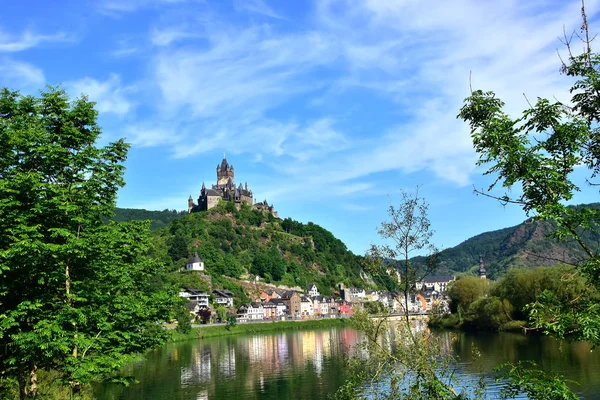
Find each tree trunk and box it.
[18,371,27,400]
[28,364,38,398]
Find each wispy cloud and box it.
[150,28,201,46]
[98,0,193,14]
[0,30,70,52]
[99,0,597,206]
[0,58,45,87]
[233,0,285,19]
[67,74,135,116]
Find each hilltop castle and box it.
[188,157,278,217]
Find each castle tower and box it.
[479,255,486,280]
[188,195,195,213]
[216,156,234,186]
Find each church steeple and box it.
[479,255,486,280]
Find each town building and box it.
[419,275,455,293]
[237,302,264,321]
[213,289,234,308]
[179,289,210,308]
[281,291,301,318]
[260,289,281,303]
[307,283,320,297]
[300,296,313,317]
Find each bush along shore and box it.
[170,318,350,342]
[428,265,598,334]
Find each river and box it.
[96,325,600,399]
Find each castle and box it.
[188,157,278,217]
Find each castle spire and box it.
[479,255,486,280]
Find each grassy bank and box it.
[428,314,528,333]
[170,318,350,342]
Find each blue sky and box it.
[2,0,599,256]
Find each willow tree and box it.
[0,87,177,398]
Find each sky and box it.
[2,0,600,256]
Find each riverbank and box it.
[170,318,350,342]
[428,313,528,333]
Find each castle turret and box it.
[188,195,195,213]
[479,255,486,280]
[217,156,234,185]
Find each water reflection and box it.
[96,326,600,400]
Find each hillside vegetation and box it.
[413,203,600,278]
[111,208,187,230]
[147,201,366,295]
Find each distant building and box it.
[479,255,487,280]
[420,275,454,293]
[260,289,281,303]
[307,283,319,297]
[187,157,278,217]
[179,289,210,308]
[212,289,234,308]
[281,291,301,318]
[185,253,205,271]
[237,302,264,321]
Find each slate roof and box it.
[187,253,202,264]
[212,289,234,298]
[422,275,454,283]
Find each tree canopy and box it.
[0,87,178,398]
[458,5,600,347]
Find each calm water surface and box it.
[96,326,600,399]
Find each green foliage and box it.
[175,306,192,334]
[463,297,512,331]
[215,306,227,322]
[365,188,438,322]
[0,87,179,398]
[225,316,237,331]
[496,361,578,400]
[168,234,189,261]
[458,10,600,346]
[333,311,485,400]
[410,205,600,279]
[111,208,186,230]
[151,206,366,293]
[447,277,490,314]
[441,266,596,332]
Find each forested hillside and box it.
[149,201,367,296]
[112,208,186,230]
[413,203,600,278]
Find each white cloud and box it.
[233,0,284,19]
[98,0,192,14]
[150,28,200,46]
[112,0,600,204]
[0,58,45,87]
[125,125,181,147]
[0,30,69,52]
[153,26,337,117]
[67,74,134,116]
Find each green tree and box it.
[447,276,490,314]
[168,234,189,261]
[458,3,600,347]
[366,187,438,323]
[0,87,178,398]
[175,305,193,334]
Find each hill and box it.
[413,203,600,279]
[112,208,186,230]
[145,201,367,297]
